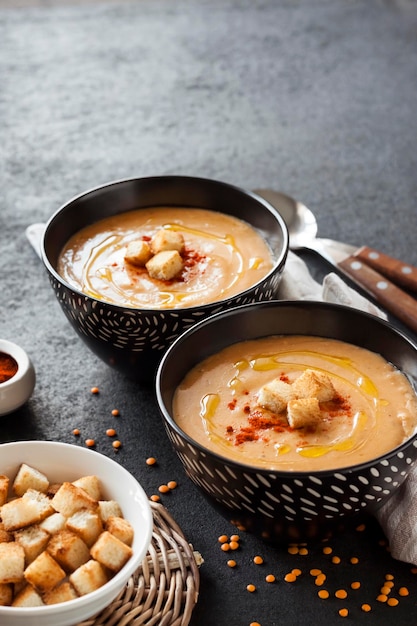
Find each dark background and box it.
[1,1,417,624]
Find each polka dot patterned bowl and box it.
[156,300,417,543]
[41,176,288,384]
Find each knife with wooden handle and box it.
[353,246,417,293]
[338,256,417,334]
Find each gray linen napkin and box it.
[279,251,416,565]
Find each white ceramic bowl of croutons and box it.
[0,440,153,626]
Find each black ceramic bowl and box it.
[41,176,288,383]
[156,300,417,543]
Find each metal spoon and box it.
[254,188,417,334]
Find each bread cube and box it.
[52,482,98,517]
[0,542,25,584]
[0,475,9,506]
[39,512,67,535]
[14,524,51,564]
[151,229,185,254]
[105,516,134,547]
[47,529,90,573]
[0,583,13,606]
[13,463,49,497]
[69,559,108,596]
[292,369,336,402]
[90,530,133,572]
[24,551,66,593]
[257,378,294,414]
[66,508,103,547]
[146,250,183,281]
[124,240,153,267]
[11,584,44,607]
[287,397,322,430]
[43,581,78,605]
[72,475,102,501]
[0,489,54,531]
[98,499,123,522]
[0,521,13,543]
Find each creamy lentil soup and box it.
[173,335,417,471]
[57,207,274,309]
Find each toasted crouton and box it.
[47,529,90,573]
[13,463,49,497]
[287,397,322,430]
[11,584,44,607]
[98,500,123,522]
[0,583,13,606]
[257,378,294,414]
[66,508,103,547]
[151,229,185,254]
[0,521,13,543]
[0,475,9,507]
[24,551,66,593]
[43,581,78,605]
[69,559,108,596]
[39,512,67,535]
[1,489,54,531]
[14,525,51,564]
[146,250,183,281]
[124,240,153,267]
[52,482,98,517]
[292,369,336,403]
[90,531,133,572]
[105,516,134,547]
[72,475,102,501]
[0,543,25,584]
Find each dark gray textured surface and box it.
[1,1,417,624]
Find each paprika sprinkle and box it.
[0,352,18,383]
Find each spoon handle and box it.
[338,256,417,335]
[354,246,417,293]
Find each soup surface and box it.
[173,335,417,471]
[57,207,274,309]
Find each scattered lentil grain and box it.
[387,598,399,607]
[265,574,275,583]
[112,440,122,449]
[350,557,359,564]
[284,572,297,583]
[399,587,409,597]
[361,604,372,612]
[85,439,95,447]
[221,543,231,552]
[246,584,256,593]
[335,589,348,600]
[229,541,239,551]
[111,409,119,416]
[318,590,330,600]
[350,581,361,590]
[91,386,99,394]
[167,481,177,490]
[377,594,388,603]
[230,534,240,542]
[310,568,322,577]
[339,608,349,617]
[288,546,299,555]
[150,495,160,502]
[72,428,80,436]
[253,556,263,565]
[158,484,170,494]
[146,457,157,466]
[218,535,228,543]
[322,546,333,555]
[106,428,116,437]
[227,560,237,568]
[332,556,341,564]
